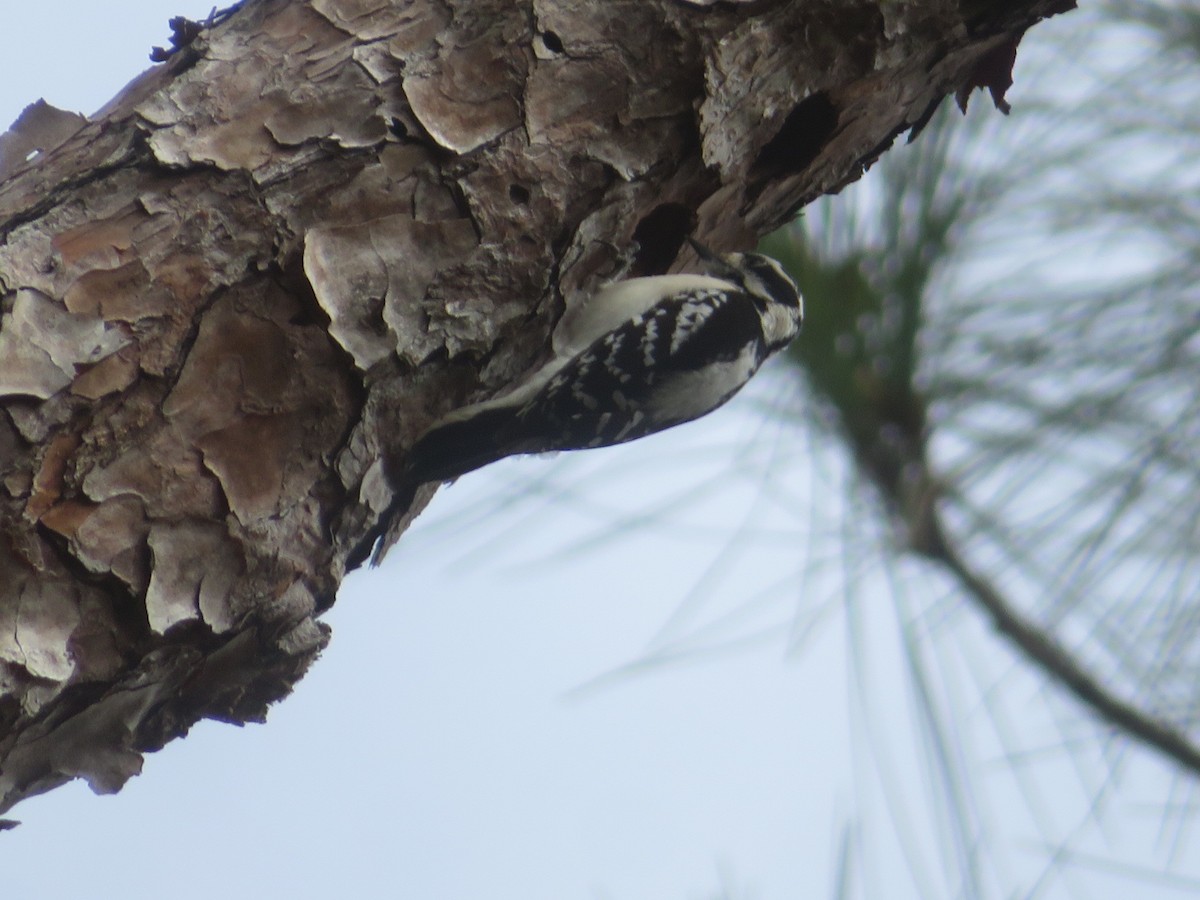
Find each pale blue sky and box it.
[2,5,1197,900]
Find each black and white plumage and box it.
[357,242,802,565]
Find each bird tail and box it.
[404,405,518,486]
[348,404,526,568]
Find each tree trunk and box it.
[0,0,1073,817]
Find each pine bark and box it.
[0,0,1073,816]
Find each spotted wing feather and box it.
[510,286,767,452]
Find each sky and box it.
[2,4,1199,900]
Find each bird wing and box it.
[552,274,740,359]
[518,286,767,450]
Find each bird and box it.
[353,238,803,566]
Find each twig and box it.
[150,4,243,61]
[910,483,1200,777]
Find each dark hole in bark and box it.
[630,203,695,276]
[509,184,531,204]
[752,91,838,179]
[541,31,564,54]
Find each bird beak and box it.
[686,237,736,277]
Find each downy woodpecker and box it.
[358,240,803,565]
